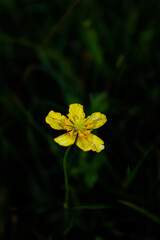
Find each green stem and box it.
[63,146,72,210]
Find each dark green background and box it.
[0,0,160,239]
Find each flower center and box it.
[74,119,84,130]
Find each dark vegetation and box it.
[0,0,160,239]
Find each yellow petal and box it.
[76,133,105,152]
[68,103,85,121]
[85,112,107,129]
[54,132,76,147]
[88,133,105,152]
[45,110,67,130]
[76,135,92,152]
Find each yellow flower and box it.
[45,103,107,152]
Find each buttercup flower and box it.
[45,103,107,152]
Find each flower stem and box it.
[63,146,72,229]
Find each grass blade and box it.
[119,200,160,224]
[72,205,111,210]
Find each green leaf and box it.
[82,28,103,65]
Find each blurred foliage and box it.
[0,0,160,239]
